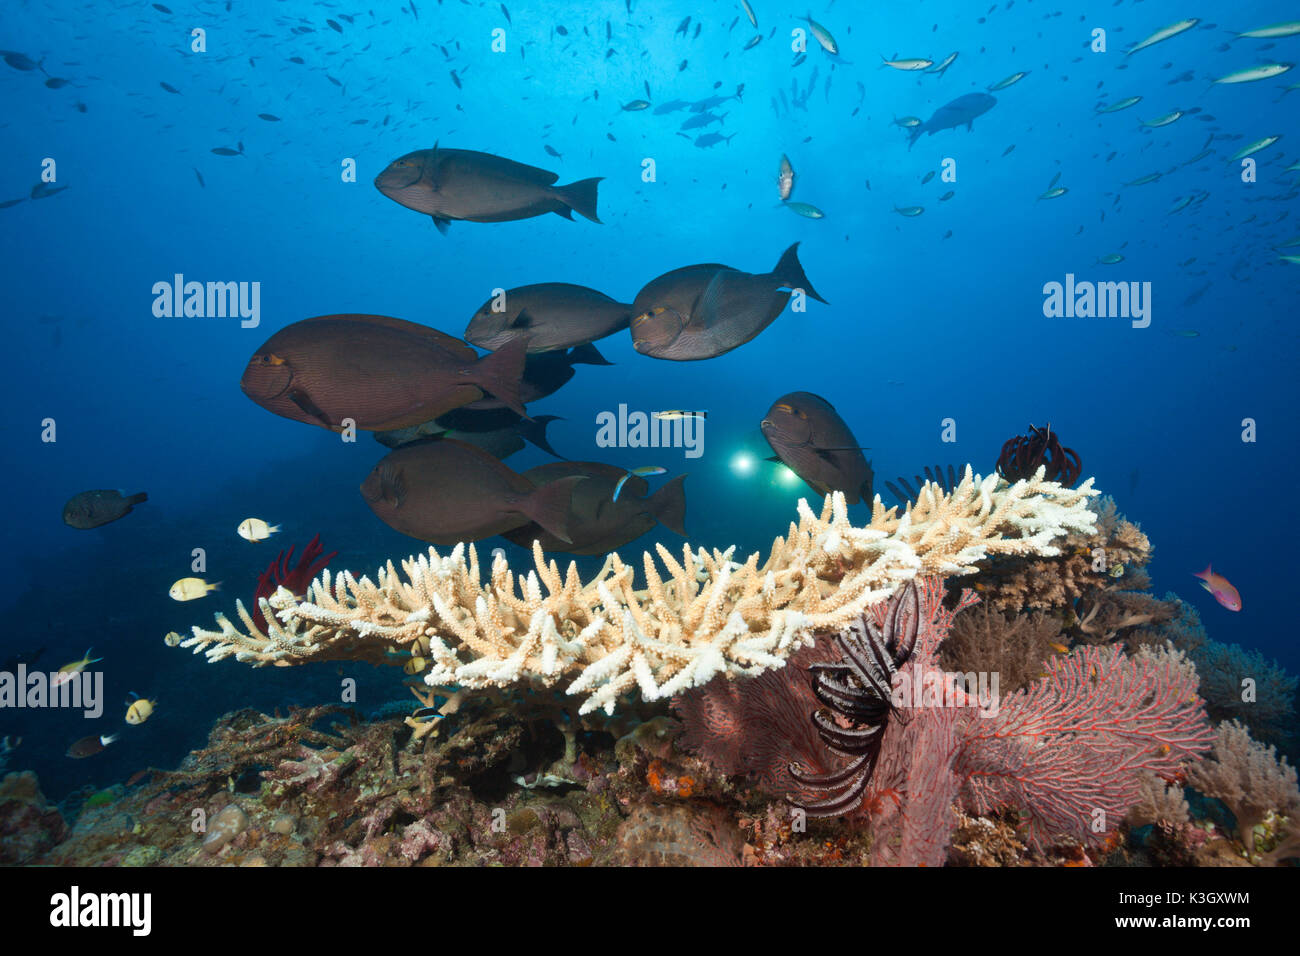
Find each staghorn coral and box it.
[177,468,1098,716]
[1185,719,1300,864]
[939,604,1064,693]
[973,495,1149,613]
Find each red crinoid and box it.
[996,423,1081,486]
[251,534,337,630]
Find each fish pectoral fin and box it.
[765,455,782,462]
[508,308,535,329]
[288,388,333,427]
[431,215,451,235]
[695,271,730,325]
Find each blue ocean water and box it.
[0,0,1295,799]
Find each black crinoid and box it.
[995,422,1082,486]
[787,581,921,817]
[884,463,959,508]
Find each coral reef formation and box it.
[177,468,1098,716]
[970,495,1152,621]
[939,604,1064,693]
[678,578,1213,865]
[786,581,928,818]
[1143,598,1297,746]
[673,634,838,805]
[1186,719,1300,865]
[0,771,68,864]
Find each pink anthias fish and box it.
[1193,564,1242,611]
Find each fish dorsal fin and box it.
[457,149,560,185]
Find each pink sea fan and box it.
[673,635,839,804]
[957,644,1214,852]
[678,574,1215,865]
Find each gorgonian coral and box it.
[678,577,1214,865]
[786,581,923,818]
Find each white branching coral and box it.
[177,467,1098,716]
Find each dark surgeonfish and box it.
[465,284,632,353]
[63,490,148,529]
[760,392,873,504]
[907,93,997,149]
[374,144,602,233]
[375,413,564,460]
[360,439,581,545]
[461,343,610,411]
[240,314,528,431]
[375,344,608,457]
[503,463,687,555]
[630,243,826,361]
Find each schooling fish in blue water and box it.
[907,93,996,149]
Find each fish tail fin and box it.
[102,733,120,747]
[471,337,530,418]
[209,581,222,592]
[772,242,828,304]
[568,342,613,366]
[86,647,102,664]
[860,476,874,505]
[649,474,688,537]
[1193,564,1212,580]
[268,524,281,533]
[522,475,583,544]
[127,492,148,505]
[517,415,566,459]
[554,176,603,223]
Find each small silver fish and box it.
[777,153,795,200]
[784,200,824,219]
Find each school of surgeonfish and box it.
[33,1,1291,767]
